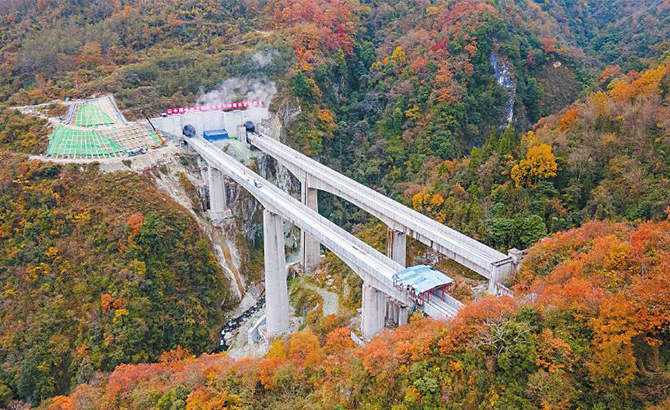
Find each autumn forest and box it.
[1,0,670,409]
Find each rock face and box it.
[150,111,303,304]
[142,146,248,301]
[490,50,516,126]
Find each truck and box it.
[128,147,146,156]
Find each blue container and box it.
[203,129,229,141]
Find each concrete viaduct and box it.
[245,130,519,293]
[155,111,520,339]
[187,137,467,339]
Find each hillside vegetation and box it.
[0,0,283,116]
[264,0,669,253]
[404,61,670,250]
[0,153,231,406]
[37,218,670,410]
[1,0,669,408]
[0,108,51,154]
[497,0,670,70]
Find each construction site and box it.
[25,95,164,159]
[19,94,271,160]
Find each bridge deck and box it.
[187,137,461,319]
[248,133,512,279]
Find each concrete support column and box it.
[489,262,516,296]
[362,282,385,339]
[263,209,290,336]
[488,264,504,295]
[301,179,320,272]
[386,229,407,267]
[488,268,497,294]
[398,306,409,326]
[386,299,395,324]
[237,124,247,144]
[208,167,228,221]
[383,301,409,327]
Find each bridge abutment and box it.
[301,179,321,273]
[263,209,290,336]
[362,282,386,339]
[488,251,522,294]
[386,229,407,267]
[208,167,231,222]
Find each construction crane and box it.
[142,110,165,146]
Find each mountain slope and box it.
[392,61,670,250]
[0,153,231,406]
[37,218,670,409]
[1,1,669,407]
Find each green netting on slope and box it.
[46,125,126,157]
[75,103,114,127]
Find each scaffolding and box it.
[101,124,162,152]
[45,95,163,159]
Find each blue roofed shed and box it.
[203,129,230,141]
[392,265,454,303]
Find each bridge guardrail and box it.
[187,137,455,319]
[248,133,512,279]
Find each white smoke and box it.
[197,78,277,106]
[197,51,278,107]
[251,50,277,69]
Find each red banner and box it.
[166,100,263,115]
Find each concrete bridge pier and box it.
[392,302,409,327]
[385,299,409,327]
[301,178,321,272]
[362,282,386,339]
[208,167,231,221]
[386,229,407,267]
[263,209,290,336]
[398,306,409,326]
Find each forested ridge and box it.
[0,153,231,406]
[0,0,669,408]
[258,0,670,251]
[405,61,670,250]
[37,218,670,409]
